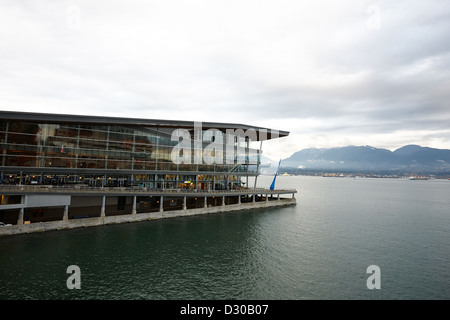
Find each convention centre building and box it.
[0,110,296,236]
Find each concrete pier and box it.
[0,186,297,237]
[0,197,296,237]
[132,196,137,215]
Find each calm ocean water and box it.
[1,175,449,300]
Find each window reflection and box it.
[1,120,261,189]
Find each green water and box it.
[1,176,449,299]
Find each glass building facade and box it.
[0,111,288,190]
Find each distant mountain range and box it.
[262,145,450,173]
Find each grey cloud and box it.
[1,0,449,151]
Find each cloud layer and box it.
[1,0,449,159]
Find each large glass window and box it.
[1,120,262,190]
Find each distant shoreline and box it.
[260,170,450,180]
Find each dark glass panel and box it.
[4,154,37,167]
[7,122,39,145]
[0,122,7,143]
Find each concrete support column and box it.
[160,196,164,212]
[204,196,207,208]
[292,193,295,199]
[252,194,256,202]
[17,207,24,225]
[222,196,225,206]
[101,195,106,217]
[278,194,280,200]
[183,196,187,210]
[266,194,269,202]
[238,195,241,204]
[132,196,137,215]
[63,205,69,222]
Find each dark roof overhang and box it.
[0,110,289,141]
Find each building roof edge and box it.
[0,110,289,140]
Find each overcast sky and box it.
[1,0,449,160]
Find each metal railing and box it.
[0,184,296,195]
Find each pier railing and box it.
[0,184,297,195]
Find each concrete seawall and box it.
[0,198,296,236]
